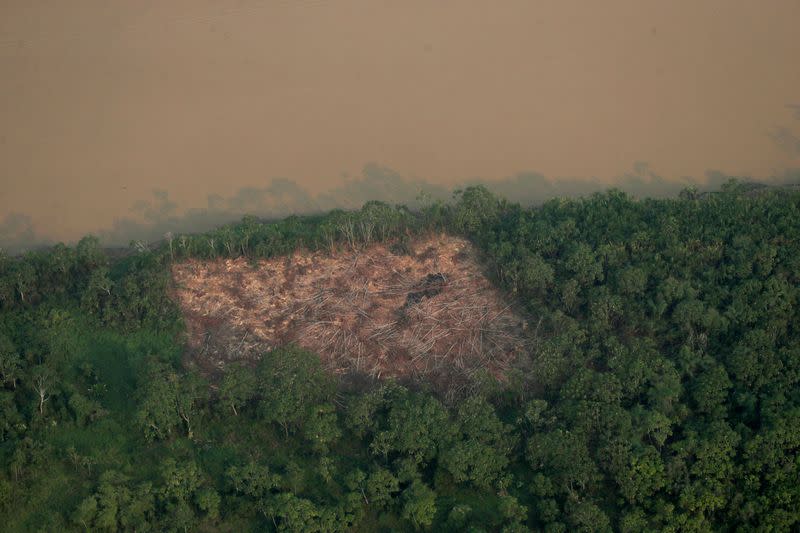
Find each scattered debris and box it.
[171,235,528,393]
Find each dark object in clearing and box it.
[404,272,447,307]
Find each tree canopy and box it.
[1,181,799,531]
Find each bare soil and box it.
[170,235,528,390]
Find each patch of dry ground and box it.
[171,235,528,388]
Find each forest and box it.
[0,180,798,532]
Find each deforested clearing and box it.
[171,234,528,389]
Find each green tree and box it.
[257,345,333,437]
[135,361,207,441]
[303,403,341,453]
[366,468,400,510]
[370,392,452,465]
[401,480,437,530]
[72,471,155,532]
[0,334,20,389]
[440,396,516,489]
[219,363,257,416]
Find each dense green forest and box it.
[1,180,799,532]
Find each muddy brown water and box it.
[2,1,799,245]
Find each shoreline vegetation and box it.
[4,169,799,258]
[0,180,799,531]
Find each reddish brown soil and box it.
[171,235,527,386]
